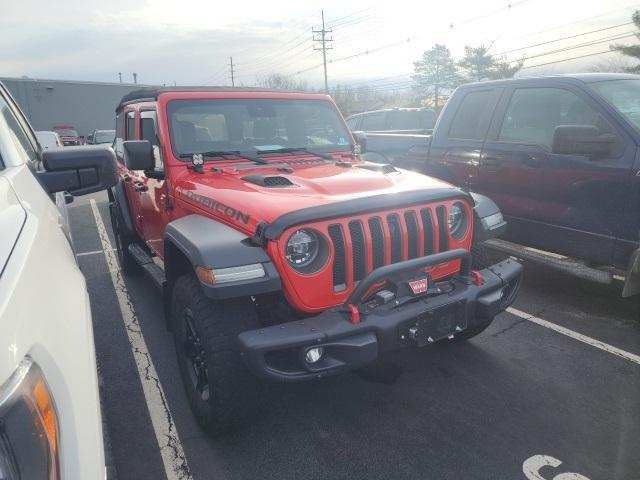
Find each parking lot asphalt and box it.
[70,192,640,480]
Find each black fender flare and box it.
[469,192,507,242]
[164,215,281,300]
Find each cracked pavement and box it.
[71,192,640,480]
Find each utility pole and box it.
[118,72,122,83]
[312,10,332,92]
[229,56,235,87]
[133,73,138,84]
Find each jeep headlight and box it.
[286,229,319,268]
[0,358,60,480]
[448,202,468,240]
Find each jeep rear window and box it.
[55,128,78,137]
[166,99,352,158]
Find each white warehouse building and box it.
[0,77,147,138]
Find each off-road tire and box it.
[171,274,263,435]
[109,201,137,275]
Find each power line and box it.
[520,48,617,69]
[330,38,411,64]
[329,17,635,87]
[326,7,374,27]
[449,0,531,30]
[238,39,314,73]
[494,21,634,56]
[230,13,317,60]
[512,31,636,66]
[515,3,637,40]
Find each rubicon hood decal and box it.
[183,190,251,224]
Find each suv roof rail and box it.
[116,86,312,111]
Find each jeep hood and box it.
[174,160,458,235]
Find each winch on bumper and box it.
[238,249,522,382]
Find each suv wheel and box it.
[109,202,137,275]
[171,274,263,435]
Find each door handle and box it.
[134,182,148,192]
[522,153,543,167]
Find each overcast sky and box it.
[1,0,638,89]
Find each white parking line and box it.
[76,248,115,257]
[507,307,640,366]
[89,200,192,480]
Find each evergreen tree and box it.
[610,10,640,73]
[412,44,460,109]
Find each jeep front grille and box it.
[274,200,472,312]
[327,205,448,292]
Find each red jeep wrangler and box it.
[109,87,522,434]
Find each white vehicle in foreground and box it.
[0,83,117,478]
[35,130,64,150]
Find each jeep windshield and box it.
[589,79,640,131]
[166,99,352,160]
[94,130,115,144]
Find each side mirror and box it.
[123,140,154,171]
[552,125,615,156]
[39,146,118,196]
[352,131,367,154]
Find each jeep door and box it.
[116,109,145,239]
[478,82,634,266]
[426,87,502,189]
[137,109,169,256]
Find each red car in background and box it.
[52,125,82,145]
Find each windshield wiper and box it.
[179,150,268,164]
[254,147,334,160]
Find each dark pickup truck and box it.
[358,74,640,296]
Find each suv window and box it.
[346,117,360,130]
[499,87,617,150]
[387,111,421,130]
[0,94,38,164]
[141,110,163,169]
[114,113,124,162]
[448,90,494,140]
[360,112,386,131]
[126,111,136,140]
[167,99,351,156]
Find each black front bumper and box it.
[238,249,522,382]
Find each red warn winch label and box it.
[408,278,428,295]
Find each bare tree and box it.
[256,73,308,91]
[588,57,634,73]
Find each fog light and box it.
[305,347,324,364]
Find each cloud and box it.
[0,0,635,87]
